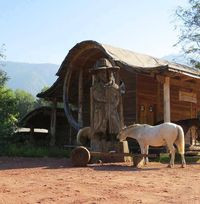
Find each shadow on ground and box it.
[0,157,72,170]
[0,157,198,171]
[88,163,161,172]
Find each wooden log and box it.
[90,151,156,158]
[71,146,91,167]
[163,77,170,122]
[70,146,157,167]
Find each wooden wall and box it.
[170,78,200,121]
[80,68,200,128]
[136,74,159,125]
[82,68,137,127]
[136,74,200,124]
[82,70,92,127]
[119,69,137,125]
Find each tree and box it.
[0,69,8,87]
[14,89,35,120]
[0,44,5,60]
[0,87,18,138]
[0,70,17,139]
[175,0,200,67]
[34,86,50,108]
[0,44,17,139]
[0,44,7,86]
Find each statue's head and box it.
[90,58,120,83]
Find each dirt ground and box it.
[0,157,200,204]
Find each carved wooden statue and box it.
[90,58,121,143]
[77,58,129,157]
[105,70,120,134]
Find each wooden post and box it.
[163,77,171,122]
[90,86,94,132]
[50,99,57,146]
[156,82,161,122]
[78,69,83,127]
[119,96,124,128]
[30,126,34,144]
[117,71,124,129]
[69,125,72,145]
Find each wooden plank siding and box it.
[81,70,200,128]
[82,68,137,127]
[170,78,199,121]
[136,74,200,124]
[136,74,158,125]
[82,70,92,127]
[119,69,137,125]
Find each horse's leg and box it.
[175,127,187,168]
[138,142,146,165]
[180,154,186,168]
[144,145,149,165]
[176,143,186,168]
[166,143,175,168]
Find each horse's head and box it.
[117,126,127,142]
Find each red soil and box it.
[0,157,200,204]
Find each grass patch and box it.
[0,144,71,158]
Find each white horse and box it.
[117,122,186,168]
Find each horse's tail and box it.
[77,127,91,145]
[175,125,185,154]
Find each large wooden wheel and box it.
[71,146,91,167]
[63,69,81,131]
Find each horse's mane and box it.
[122,123,148,130]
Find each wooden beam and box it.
[30,126,34,144]
[136,74,139,123]
[163,77,170,122]
[156,75,165,84]
[90,87,94,130]
[119,96,124,128]
[157,74,200,90]
[69,125,72,145]
[156,82,161,122]
[50,99,57,146]
[78,69,83,127]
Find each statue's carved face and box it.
[108,71,115,84]
[96,70,107,83]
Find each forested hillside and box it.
[2,61,59,96]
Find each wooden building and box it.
[37,40,200,146]
[19,107,76,146]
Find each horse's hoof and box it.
[98,160,103,165]
[167,164,174,168]
[181,164,186,168]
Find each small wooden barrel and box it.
[71,146,91,167]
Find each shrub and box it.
[0,144,71,158]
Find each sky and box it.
[0,0,188,65]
